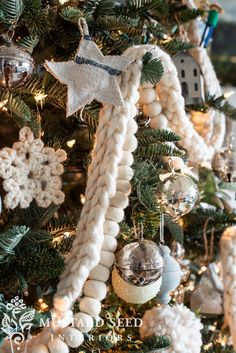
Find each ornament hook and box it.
[160,213,165,244]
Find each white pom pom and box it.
[60,327,84,348]
[116,181,131,195]
[127,119,138,134]
[150,114,168,130]
[139,88,156,104]
[112,268,162,304]
[31,344,49,353]
[84,279,107,300]
[47,337,69,353]
[104,220,120,237]
[123,135,137,152]
[118,166,134,181]
[106,207,124,222]
[74,312,94,333]
[143,101,162,117]
[140,305,203,353]
[110,192,129,209]
[89,264,110,281]
[79,297,101,318]
[100,250,115,267]
[102,235,117,251]
[120,151,134,166]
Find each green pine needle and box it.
[141,52,164,85]
[0,226,29,264]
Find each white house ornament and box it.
[45,18,134,116]
[172,51,204,106]
[140,304,203,353]
[114,239,164,286]
[0,127,67,209]
[156,172,198,219]
[0,41,34,88]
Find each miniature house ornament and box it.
[172,52,204,106]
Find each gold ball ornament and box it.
[156,173,198,218]
[0,42,34,88]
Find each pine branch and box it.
[0,226,29,263]
[165,215,184,244]
[176,8,204,24]
[142,334,170,350]
[60,6,83,23]
[137,128,181,145]
[135,142,185,160]
[188,93,236,120]
[141,52,164,85]
[21,0,52,36]
[161,38,194,52]
[17,35,39,54]
[0,0,24,23]
[12,201,60,229]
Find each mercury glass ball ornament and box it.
[0,42,34,88]
[156,173,198,218]
[212,147,236,183]
[115,239,164,286]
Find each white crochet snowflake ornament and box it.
[0,127,67,209]
[140,304,203,353]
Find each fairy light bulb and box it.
[224,91,235,100]
[34,92,48,109]
[67,139,76,148]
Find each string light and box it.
[224,91,235,99]
[38,298,43,304]
[0,99,8,109]
[198,265,207,274]
[80,194,85,204]
[67,139,76,148]
[34,92,48,109]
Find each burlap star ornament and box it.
[45,18,134,117]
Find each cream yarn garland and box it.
[220,226,236,350]
[140,304,203,353]
[2,43,205,352]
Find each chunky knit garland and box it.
[220,226,236,350]
[2,43,212,353]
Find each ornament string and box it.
[160,213,165,244]
[78,17,90,37]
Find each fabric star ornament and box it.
[44,18,134,117]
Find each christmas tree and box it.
[0,0,236,353]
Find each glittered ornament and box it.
[115,239,164,286]
[0,42,34,88]
[212,147,236,183]
[156,173,198,218]
[112,267,162,304]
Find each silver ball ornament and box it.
[212,147,236,183]
[156,173,198,218]
[115,239,164,286]
[0,43,34,88]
